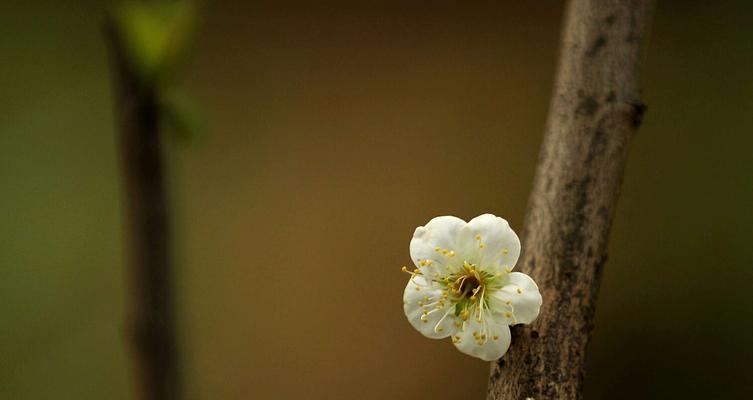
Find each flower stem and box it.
[105,19,182,400]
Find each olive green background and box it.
[2,1,751,399]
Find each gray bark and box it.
[486,0,654,398]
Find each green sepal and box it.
[159,89,204,145]
[113,0,197,86]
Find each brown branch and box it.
[487,1,654,399]
[105,21,181,400]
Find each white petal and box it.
[409,216,467,270]
[452,313,511,361]
[493,272,542,325]
[459,214,521,272]
[403,276,458,339]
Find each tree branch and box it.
[487,1,654,398]
[105,21,181,400]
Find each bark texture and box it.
[106,23,181,400]
[486,1,654,399]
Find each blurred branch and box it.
[105,7,187,399]
[487,1,654,399]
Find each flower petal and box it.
[409,216,467,270]
[403,276,458,339]
[491,272,542,325]
[452,314,511,361]
[459,214,521,272]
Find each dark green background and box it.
[2,1,751,398]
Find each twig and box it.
[486,1,654,398]
[105,21,181,400]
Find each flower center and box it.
[448,261,489,304]
[458,275,482,298]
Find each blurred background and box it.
[2,0,752,399]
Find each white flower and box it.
[402,214,542,361]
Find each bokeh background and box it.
[2,0,752,399]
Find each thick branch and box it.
[105,23,181,400]
[487,1,653,399]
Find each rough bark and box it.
[105,23,181,400]
[486,1,654,399]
